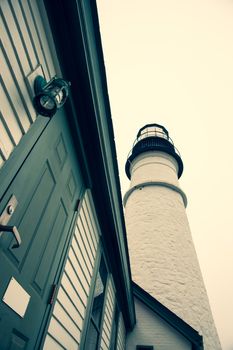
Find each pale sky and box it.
[97,1,233,349]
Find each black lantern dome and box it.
[125,123,183,179]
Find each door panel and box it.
[0,110,83,349]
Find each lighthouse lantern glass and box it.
[138,125,168,141]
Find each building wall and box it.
[43,191,100,349]
[0,0,56,167]
[126,298,192,350]
[99,276,116,350]
[0,1,130,349]
[116,312,126,350]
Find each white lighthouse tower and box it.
[124,123,221,349]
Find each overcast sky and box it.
[97,1,233,349]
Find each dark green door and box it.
[0,111,83,349]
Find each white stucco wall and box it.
[124,151,221,350]
[126,297,192,350]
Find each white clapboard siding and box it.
[43,191,100,350]
[116,313,126,350]
[0,0,56,167]
[99,278,116,350]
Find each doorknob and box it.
[0,225,22,248]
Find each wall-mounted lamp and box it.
[33,76,71,117]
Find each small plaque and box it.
[2,277,31,318]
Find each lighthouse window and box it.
[139,126,168,140]
[155,126,168,139]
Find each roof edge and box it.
[133,282,203,350]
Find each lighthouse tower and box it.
[124,124,221,349]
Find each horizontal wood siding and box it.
[43,191,100,349]
[0,0,56,167]
[100,278,116,350]
[116,313,126,350]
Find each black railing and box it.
[127,130,181,160]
